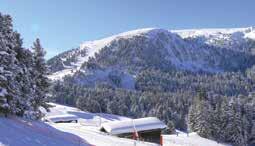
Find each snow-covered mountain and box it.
[174,27,255,53]
[47,27,255,87]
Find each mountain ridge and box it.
[47,27,255,81]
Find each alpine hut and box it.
[100,117,166,144]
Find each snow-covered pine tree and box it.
[225,98,247,146]
[247,93,255,144]
[218,96,231,141]
[188,88,212,138]
[210,101,223,142]
[31,38,50,119]
[196,99,212,138]
[15,46,37,117]
[0,13,21,116]
[188,99,198,132]
[251,122,255,144]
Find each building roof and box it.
[44,114,78,123]
[100,117,166,135]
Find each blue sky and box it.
[1,0,255,59]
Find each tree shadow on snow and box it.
[0,117,92,146]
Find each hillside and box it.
[47,28,255,146]
[0,103,230,146]
[1,6,255,146]
[0,117,89,146]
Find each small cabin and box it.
[43,114,78,123]
[100,117,166,144]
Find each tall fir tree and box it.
[0,13,20,116]
[188,88,212,138]
[225,98,247,146]
[250,122,255,144]
[31,38,50,118]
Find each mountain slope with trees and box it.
[47,28,255,145]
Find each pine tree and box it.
[188,89,212,138]
[219,96,231,141]
[15,47,37,116]
[210,101,223,142]
[30,38,50,119]
[225,99,247,146]
[250,122,255,144]
[0,13,20,116]
[188,99,198,132]
[196,99,212,138]
[0,12,50,119]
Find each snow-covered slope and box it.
[47,28,155,80]
[47,27,255,81]
[43,103,158,146]
[163,132,230,146]
[0,103,231,146]
[173,27,255,52]
[0,117,89,146]
[45,103,230,146]
[173,27,255,39]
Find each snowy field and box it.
[163,132,230,146]
[0,103,231,146]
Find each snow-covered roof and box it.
[44,114,78,123]
[100,117,166,135]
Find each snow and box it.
[245,30,255,39]
[173,27,254,39]
[0,88,7,97]
[44,103,131,125]
[1,103,231,146]
[173,27,255,50]
[0,51,8,55]
[162,132,230,146]
[51,123,158,146]
[44,103,158,146]
[100,117,166,135]
[43,103,232,146]
[0,117,89,146]
[48,68,74,80]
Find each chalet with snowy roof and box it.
[100,117,166,144]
